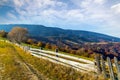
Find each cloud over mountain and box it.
[0,0,120,37]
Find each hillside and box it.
[0,41,45,80]
[0,41,104,80]
[0,24,120,45]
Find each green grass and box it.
[59,51,94,61]
[0,37,7,40]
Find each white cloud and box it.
[111,3,120,14]
[66,10,84,20]
[5,0,68,26]
[68,0,120,37]
[94,0,106,4]
[7,12,17,19]
[11,0,67,17]
[0,0,8,6]
[13,0,24,7]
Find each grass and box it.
[21,43,94,61]
[59,51,94,61]
[21,43,39,48]
[0,42,32,80]
[19,49,102,80]
[0,37,7,41]
[0,41,104,80]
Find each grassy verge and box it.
[17,45,104,80]
[0,42,35,80]
[0,41,104,80]
[59,51,94,61]
[21,43,94,61]
[21,43,39,48]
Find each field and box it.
[0,41,104,80]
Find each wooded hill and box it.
[0,24,120,44]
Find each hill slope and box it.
[0,41,104,80]
[0,24,120,44]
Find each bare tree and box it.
[8,27,28,43]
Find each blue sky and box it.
[0,0,120,37]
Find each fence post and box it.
[101,55,107,79]
[107,57,115,80]
[114,57,120,80]
[95,54,102,74]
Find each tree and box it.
[7,27,28,43]
[51,44,57,50]
[0,30,7,38]
[27,38,34,44]
[37,41,43,47]
[45,43,51,49]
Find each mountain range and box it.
[0,24,120,45]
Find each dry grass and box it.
[0,41,42,80]
[0,41,104,80]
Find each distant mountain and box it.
[0,24,120,44]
